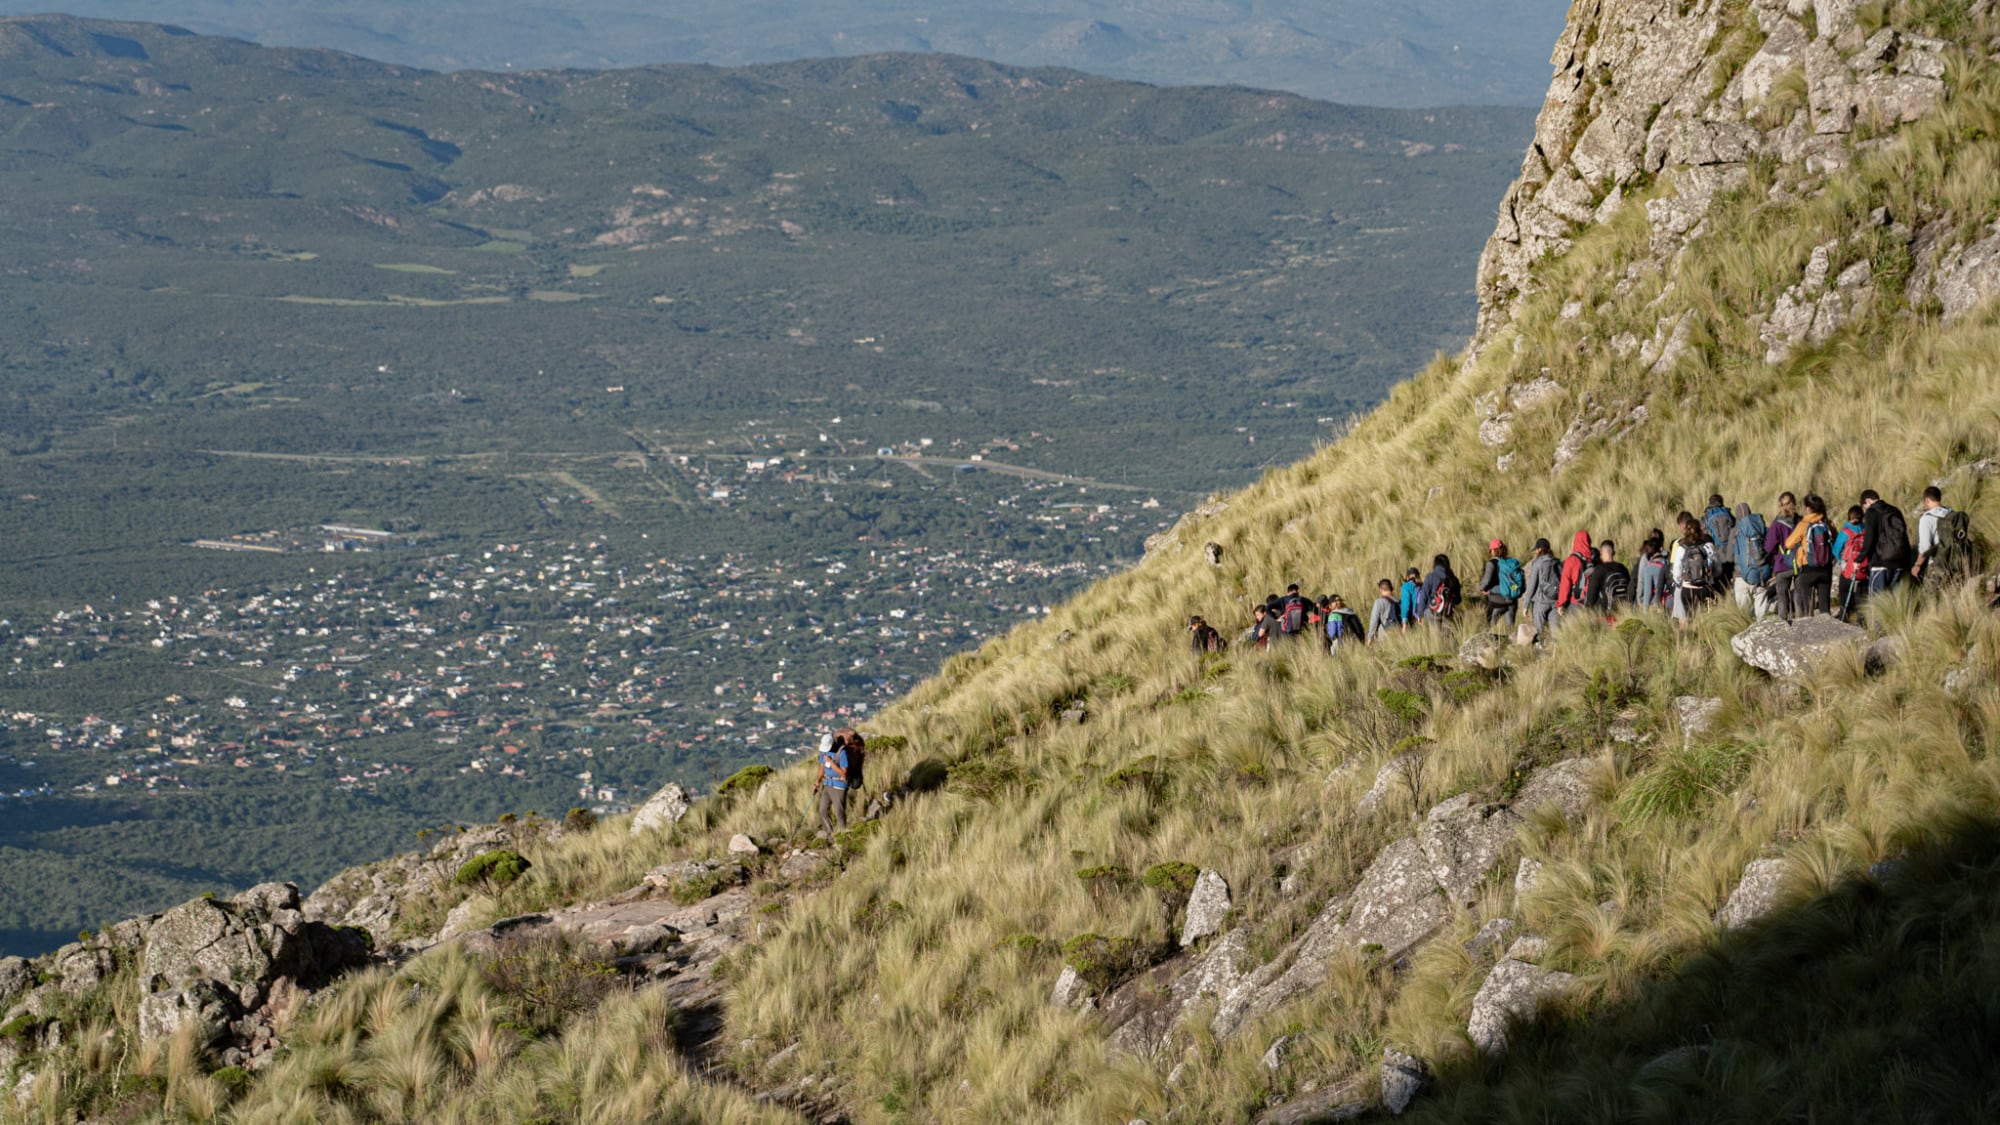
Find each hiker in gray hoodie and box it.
[1367,578,1400,643]
[1522,537,1561,642]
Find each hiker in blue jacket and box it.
[1730,501,1773,620]
[814,732,850,841]
[1397,568,1422,631]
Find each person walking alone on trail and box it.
[1369,579,1400,643]
[1858,488,1912,596]
[1523,537,1561,641]
[1556,531,1593,619]
[1418,554,1461,625]
[1635,530,1670,611]
[1784,493,1837,618]
[1479,539,1524,628]
[814,731,851,842]
[1730,502,1773,619]
[1765,492,1800,624]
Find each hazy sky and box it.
[0,0,1568,106]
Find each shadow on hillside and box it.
[1395,813,2000,1123]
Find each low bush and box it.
[454,850,531,888]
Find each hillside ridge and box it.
[9,0,2000,1121]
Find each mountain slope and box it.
[8,0,2000,1121]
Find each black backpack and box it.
[1602,565,1632,606]
[845,737,867,790]
[1933,509,1981,580]
[1681,544,1714,588]
[1882,507,1911,564]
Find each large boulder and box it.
[1512,758,1597,822]
[1253,1076,1372,1125]
[0,957,32,1013]
[137,884,368,1048]
[1467,958,1575,1053]
[1381,1048,1429,1114]
[1731,616,1867,679]
[630,782,693,836]
[1419,796,1525,904]
[1178,870,1231,947]
[1715,858,1792,930]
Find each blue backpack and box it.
[1734,513,1771,585]
[1495,557,1525,600]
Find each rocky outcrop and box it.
[1179,870,1231,947]
[1467,958,1576,1053]
[138,884,369,1064]
[1731,615,1867,678]
[1716,857,1792,929]
[1105,759,1598,1057]
[1474,0,1950,348]
[631,781,693,836]
[303,822,550,949]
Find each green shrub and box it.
[717,764,775,799]
[834,818,882,857]
[210,1066,251,1096]
[852,896,910,933]
[866,735,911,754]
[563,807,597,833]
[1142,861,1202,915]
[1397,654,1452,673]
[1377,687,1430,724]
[1060,933,1160,993]
[946,756,1026,802]
[1104,763,1166,796]
[1620,741,1760,821]
[481,931,620,1038]
[454,849,531,888]
[0,1014,39,1045]
[669,867,744,905]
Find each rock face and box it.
[630,782,693,836]
[1381,1048,1429,1115]
[1178,870,1231,947]
[1467,958,1576,1053]
[138,884,368,1059]
[1716,857,1792,929]
[1473,0,1946,350]
[1731,616,1868,678]
[1253,1077,1372,1125]
[304,822,548,949]
[1104,759,1597,1057]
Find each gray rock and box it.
[779,849,830,880]
[1930,228,2000,321]
[1357,751,1421,815]
[1252,1077,1372,1125]
[437,897,486,941]
[1061,707,1088,726]
[1204,542,1224,567]
[1716,857,1792,929]
[1179,870,1231,947]
[1513,759,1597,822]
[1261,1034,1295,1072]
[1381,1048,1428,1114]
[1463,917,1518,960]
[630,782,692,836]
[1050,965,1092,1009]
[136,886,366,1046]
[1514,856,1545,899]
[727,833,762,857]
[1419,795,1525,905]
[1467,959,1576,1053]
[1674,696,1725,740]
[52,944,114,995]
[1458,632,1509,670]
[1503,935,1549,963]
[0,957,31,1012]
[1341,837,1452,962]
[1864,634,1906,674]
[1731,615,1868,679]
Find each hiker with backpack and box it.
[1523,537,1561,640]
[1418,554,1461,625]
[1368,579,1400,643]
[1730,502,1773,619]
[1240,604,1274,650]
[1835,505,1868,620]
[1858,488,1912,596]
[1398,568,1423,632]
[1783,493,1837,618]
[1556,531,1593,619]
[1671,513,1717,622]
[1634,531,1671,611]
[1765,491,1800,624]
[1479,539,1524,627]
[1915,486,1980,588]
[1581,539,1632,614]
[1187,615,1225,654]
[814,731,852,841]
[1323,594,1366,651]
[1276,584,1310,641]
[1703,495,1737,589]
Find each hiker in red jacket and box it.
[1556,530,1593,618]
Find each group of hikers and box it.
[1188,485,1985,654]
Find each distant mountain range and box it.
[0,0,1567,106]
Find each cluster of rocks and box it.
[1093,758,1599,1067]
[302,817,560,950]
[1,883,369,1073]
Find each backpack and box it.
[1803,521,1834,569]
[1681,544,1715,589]
[1192,623,1225,653]
[1327,611,1362,646]
[1278,599,1306,636]
[1602,566,1631,606]
[1496,557,1525,600]
[1932,509,1981,580]
[1882,507,1911,563]
[1840,528,1869,580]
[1705,509,1736,551]
[846,740,866,790]
[1427,575,1459,618]
[1735,514,1771,584]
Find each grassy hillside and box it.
[10,0,2000,1121]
